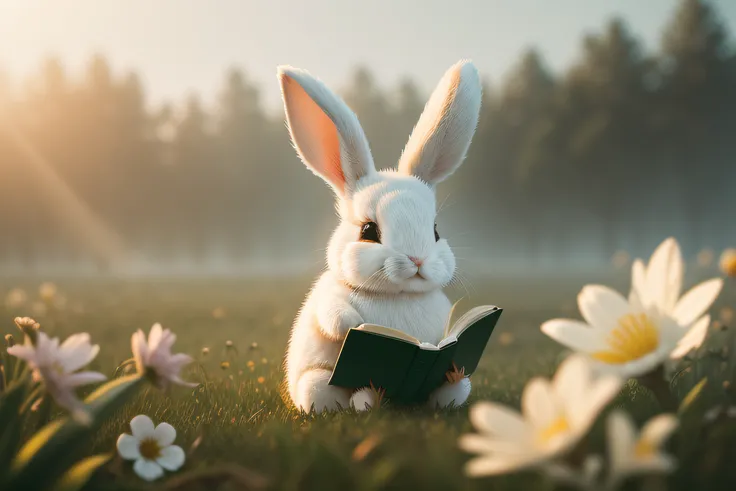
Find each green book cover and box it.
[328,305,503,405]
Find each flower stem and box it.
[637,365,679,412]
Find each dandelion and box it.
[5,288,27,309]
[720,248,736,277]
[7,331,106,422]
[131,323,196,389]
[220,361,230,370]
[247,360,255,368]
[498,332,514,346]
[261,357,268,364]
[458,355,622,477]
[257,376,265,384]
[605,411,678,488]
[542,238,723,380]
[117,415,185,482]
[39,282,57,303]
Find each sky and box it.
[2,0,735,113]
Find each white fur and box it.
[350,388,378,412]
[428,377,472,409]
[279,61,482,413]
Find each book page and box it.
[355,324,421,345]
[446,305,499,339]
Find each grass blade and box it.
[7,375,144,490]
[53,453,112,491]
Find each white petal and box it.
[60,343,99,373]
[64,371,107,387]
[672,279,723,327]
[589,336,671,379]
[133,458,164,481]
[641,414,678,448]
[464,454,541,477]
[606,411,636,472]
[646,238,683,314]
[154,422,177,447]
[116,434,141,460]
[670,316,710,359]
[469,402,528,439]
[631,259,648,306]
[148,323,164,352]
[131,330,148,372]
[541,319,607,353]
[522,378,556,429]
[575,374,622,432]
[618,454,677,477]
[130,415,155,439]
[458,434,527,455]
[577,285,629,332]
[156,445,185,471]
[553,355,591,420]
[6,344,36,363]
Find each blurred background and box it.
[0,0,734,280]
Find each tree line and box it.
[0,0,734,274]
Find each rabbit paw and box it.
[428,377,471,409]
[318,303,364,340]
[351,388,378,412]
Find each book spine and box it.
[394,349,440,404]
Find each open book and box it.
[328,305,503,405]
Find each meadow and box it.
[2,271,735,491]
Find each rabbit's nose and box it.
[408,256,424,267]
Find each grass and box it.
[2,275,736,491]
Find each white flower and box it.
[5,287,27,309]
[117,415,186,481]
[458,355,622,477]
[7,331,106,420]
[605,411,678,488]
[542,238,722,378]
[132,323,195,389]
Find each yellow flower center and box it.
[634,438,655,457]
[538,416,570,445]
[139,438,162,460]
[51,361,66,376]
[592,313,659,364]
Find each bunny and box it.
[279,59,482,413]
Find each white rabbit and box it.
[279,59,482,413]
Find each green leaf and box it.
[12,419,65,469]
[0,381,27,483]
[53,453,112,491]
[7,375,144,490]
[679,377,707,415]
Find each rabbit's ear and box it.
[398,60,482,185]
[278,66,376,197]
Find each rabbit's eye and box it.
[434,223,440,242]
[360,221,381,243]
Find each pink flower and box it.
[7,331,106,422]
[132,323,195,389]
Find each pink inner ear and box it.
[282,76,345,194]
